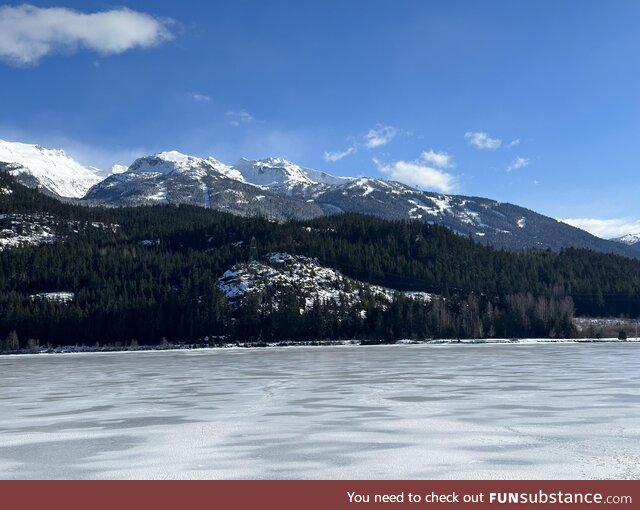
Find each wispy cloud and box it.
[324,124,400,162]
[373,150,456,192]
[0,5,173,66]
[364,125,398,149]
[190,92,211,103]
[506,138,520,148]
[465,131,502,150]
[226,110,256,127]
[323,146,356,162]
[506,156,530,172]
[559,217,640,239]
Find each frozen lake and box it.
[1,343,639,479]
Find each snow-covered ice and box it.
[1,343,639,479]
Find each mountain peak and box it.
[234,156,349,189]
[157,150,190,159]
[611,232,640,247]
[0,139,101,198]
[261,156,295,166]
[127,151,214,176]
[233,157,315,188]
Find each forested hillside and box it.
[1,174,639,349]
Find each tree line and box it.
[0,174,638,349]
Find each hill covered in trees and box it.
[1,173,640,349]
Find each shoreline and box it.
[2,336,639,357]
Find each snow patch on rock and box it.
[218,253,434,310]
[0,213,57,250]
[30,292,75,303]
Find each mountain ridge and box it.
[611,232,640,251]
[2,140,638,258]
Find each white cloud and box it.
[226,110,256,127]
[191,92,211,103]
[0,5,173,66]
[364,125,398,149]
[465,131,502,150]
[323,147,356,162]
[559,217,640,239]
[324,124,400,162]
[373,152,456,192]
[506,138,520,148]
[506,156,530,172]
[420,149,454,169]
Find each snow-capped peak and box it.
[157,150,193,163]
[126,151,242,181]
[611,232,640,246]
[128,151,203,174]
[233,157,315,187]
[0,140,102,198]
[233,157,349,189]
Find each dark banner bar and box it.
[2,480,639,510]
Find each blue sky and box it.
[1,1,640,237]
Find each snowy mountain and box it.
[611,232,640,245]
[126,151,244,181]
[87,151,237,206]
[306,177,628,253]
[83,149,640,256]
[86,151,352,208]
[85,151,325,220]
[0,140,102,198]
[610,232,640,251]
[233,157,350,194]
[5,142,638,257]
